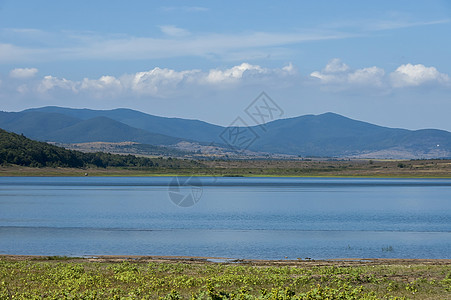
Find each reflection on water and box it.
[0,177,450,259]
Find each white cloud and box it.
[204,62,296,85]
[37,75,77,93]
[311,60,451,90]
[79,75,123,98]
[159,25,190,37]
[281,63,295,74]
[80,75,121,90]
[124,67,201,96]
[9,67,38,79]
[205,63,266,83]
[323,58,350,73]
[310,58,350,83]
[310,59,385,87]
[309,71,335,83]
[390,63,450,87]
[348,67,385,86]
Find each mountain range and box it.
[1,106,450,159]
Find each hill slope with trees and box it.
[0,128,198,169]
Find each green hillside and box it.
[0,128,198,169]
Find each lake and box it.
[0,176,450,260]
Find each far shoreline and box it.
[1,167,451,178]
[1,158,451,178]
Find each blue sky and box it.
[1,0,451,131]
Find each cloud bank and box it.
[310,59,450,89]
[9,63,293,99]
[2,60,449,101]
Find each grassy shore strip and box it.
[1,256,450,299]
[1,166,451,178]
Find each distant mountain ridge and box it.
[0,110,182,145]
[249,112,451,158]
[23,106,223,143]
[0,106,450,159]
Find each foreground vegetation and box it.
[0,256,450,299]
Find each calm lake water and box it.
[0,176,450,260]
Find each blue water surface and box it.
[0,176,450,259]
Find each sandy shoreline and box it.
[2,254,450,267]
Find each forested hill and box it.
[0,128,198,169]
[10,106,451,159]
